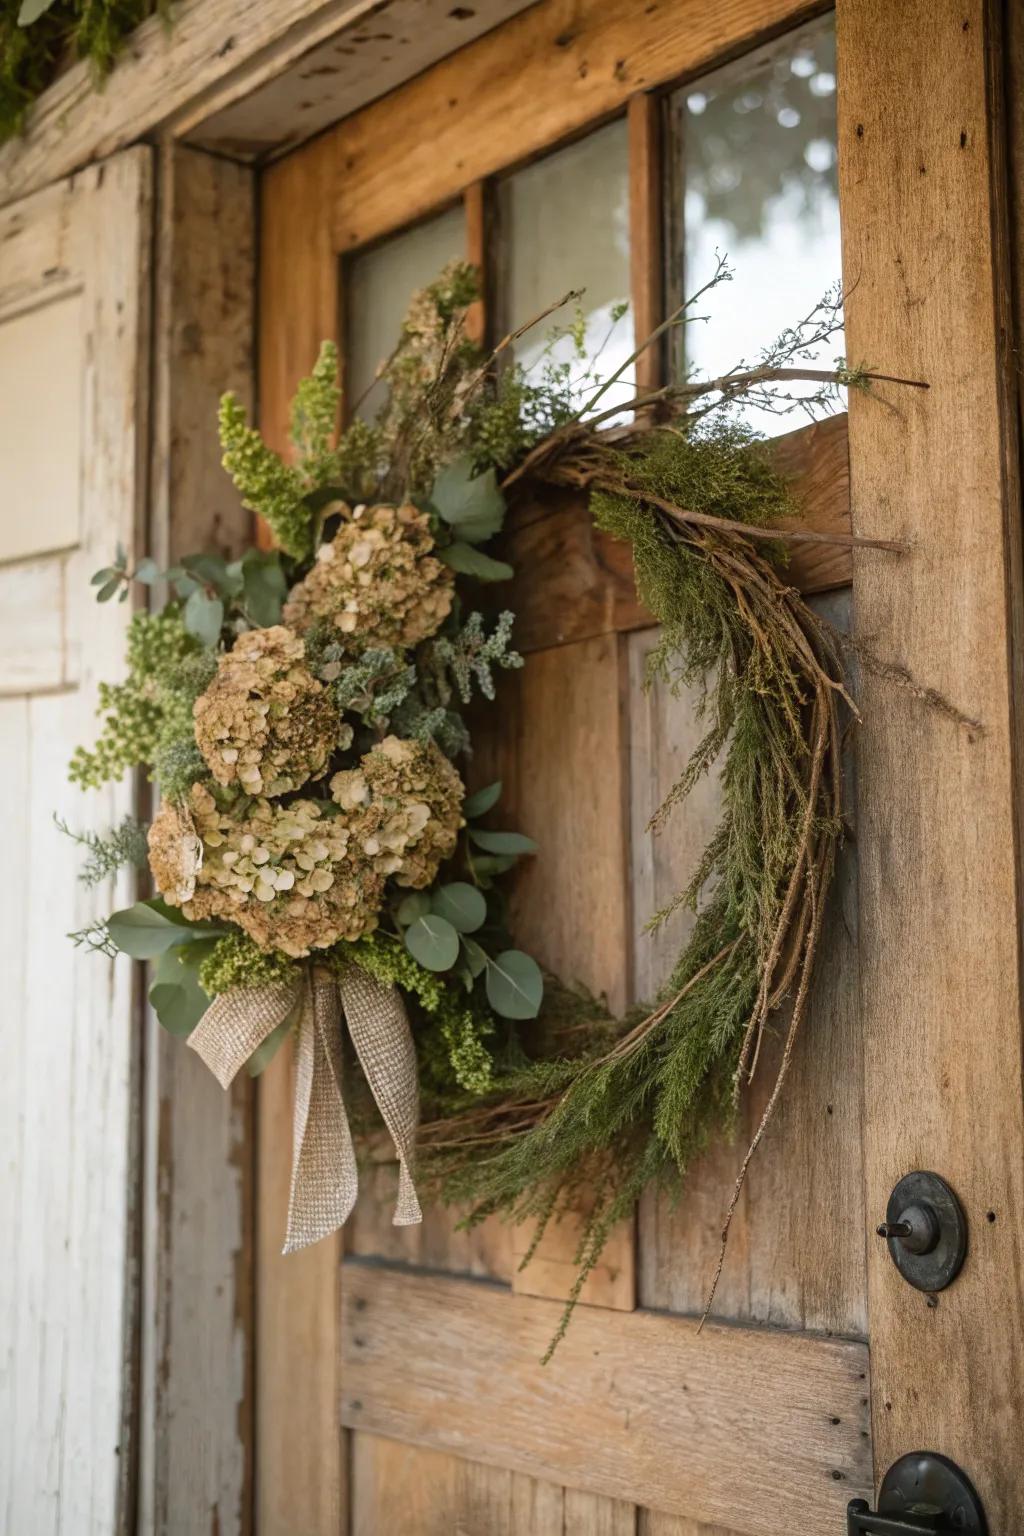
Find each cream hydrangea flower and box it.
[282,504,454,652]
[331,734,464,889]
[193,625,343,797]
[149,785,383,957]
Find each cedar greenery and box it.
[1,0,160,144]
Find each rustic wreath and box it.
[65,262,957,1344]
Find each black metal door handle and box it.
[847,1453,986,1535]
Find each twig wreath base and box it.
[64,261,972,1353]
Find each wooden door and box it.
[255,2,1024,1531]
[0,150,152,1532]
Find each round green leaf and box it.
[469,829,538,856]
[397,891,432,926]
[439,543,514,582]
[431,882,487,934]
[96,576,122,603]
[431,456,505,536]
[463,781,502,819]
[148,948,212,1036]
[486,950,543,1020]
[404,914,460,972]
[133,558,161,584]
[460,935,489,979]
[183,588,224,647]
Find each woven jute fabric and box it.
[188,962,423,1252]
[187,980,301,1088]
[337,963,422,1226]
[283,967,357,1252]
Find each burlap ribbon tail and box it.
[188,964,421,1252]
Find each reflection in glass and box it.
[346,205,465,421]
[497,120,633,415]
[671,15,841,431]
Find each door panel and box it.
[256,0,1024,1528]
[0,151,151,1534]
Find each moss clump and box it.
[199,931,299,996]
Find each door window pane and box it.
[346,204,465,420]
[670,15,841,431]
[496,120,633,416]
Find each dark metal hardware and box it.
[847,1451,986,1534]
[877,1171,967,1292]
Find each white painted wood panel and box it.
[0,293,83,562]
[0,150,151,1535]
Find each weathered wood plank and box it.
[324,0,825,253]
[0,152,151,1535]
[137,144,257,1536]
[181,0,540,160]
[351,1435,636,1535]
[469,632,638,1312]
[340,1263,872,1533]
[837,0,1024,1523]
[0,0,537,211]
[502,414,853,655]
[631,593,867,1337]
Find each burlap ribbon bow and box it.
[188,964,422,1252]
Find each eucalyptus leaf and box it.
[396,891,432,927]
[470,853,518,880]
[242,549,288,626]
[470,829,538,856]
[91,567,117,587]
[460,935,489,979]
[486,950,543,1020]
[18,0,58,26]
[183,588,224,647]
[439,544,514,582]
[431,456,505,537]
[108,899,221,959]
[431,882,486,934]
[108,902,196,959]
[148,948,212,1037]
[463,780,502,819]
[96,576,122,603]
[182,552,230,591]
[404,914,460,971]
[133,558,160,585]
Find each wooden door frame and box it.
[255,0,1024,1528]
[126,0,1024,1528]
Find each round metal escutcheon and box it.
[878,1451,987,1534]
[882,1170,967,1293]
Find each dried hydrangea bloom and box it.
[193,625,342,797]
[331,734,464,889]
[282,504,454,652]
[149,785,383,957]
[147,797,204,905]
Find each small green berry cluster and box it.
[198,931,299,997]
[69,609,201,790]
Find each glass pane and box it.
[346,204,465,420]
[671,15,841,432]
[497,120,633,416]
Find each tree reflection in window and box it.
[670,15,842,432]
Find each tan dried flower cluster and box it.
[331,735,464,889]
[282,504,454,652]
[193,626,342,796]
[149,784,385,957]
